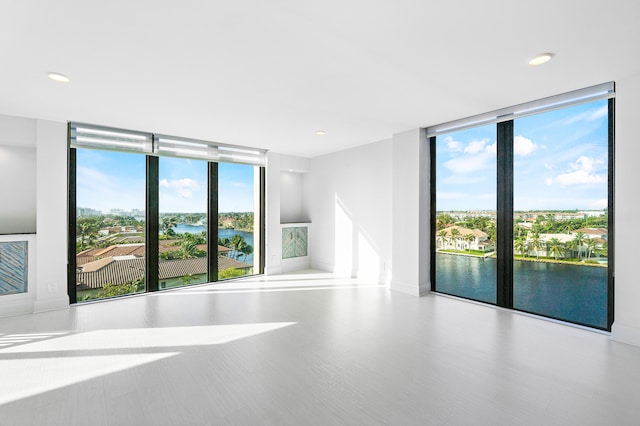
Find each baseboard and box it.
[390,280,430,297]
[0,298,35,318]
[33,296,69,313]
[310,260,334,273]
[265,265,283,275]
[611,323,640,347]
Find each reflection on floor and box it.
[0,270,639,425]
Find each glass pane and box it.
[218,163,259,280]
[75,149,146,301]
[435,125,497,303]
[159,157,209,289]
[513,100,609,328]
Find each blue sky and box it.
[76,151,256,213]
[436,99,608,212]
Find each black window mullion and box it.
[496,121,514,308]
[146,155,159,292]
[429,136,436,292]
[67,143,77,304]
[259,166,266,275]
[607,97,615,330]
[208,162,219,282]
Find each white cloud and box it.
[562,105,608,125]
[570,155,604,173]
[514,136,538,156]
[485,141,497,154]
[464,139,488,154]
[588,105,608,121]
[544,162,554,170]
[555,170,606,186]
[159,178,201,198]
[445,136,463,152]
[444,152,493,174]
[546,155,606,187]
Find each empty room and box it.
[1,1,640,425]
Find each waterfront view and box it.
[74,149,259,301]
[435,99,610,329]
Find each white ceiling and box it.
[1,1,639,158]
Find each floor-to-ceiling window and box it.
[68,124,265,303]
[217,162,260,280]
[512,100,610,328]
[434,124,497,304]
[74,148,148,302]
[431,83,614,330]
[158,156,209,289]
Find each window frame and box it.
[67,124,266,303]
[429,91,615,331]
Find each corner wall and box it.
[0,115,68,317]
[611,73,640,345]
[307,139,392,283]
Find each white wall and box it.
[390,128,430,296]
[265,152,311,275]
[308,139,392,283]
[0,116,68,317]
[611,73,640,345]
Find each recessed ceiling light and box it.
[528,53,554,66]
[315,130,327,136]
[48,72,70,83]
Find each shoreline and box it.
[436,250,607,267]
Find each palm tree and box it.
[450,228,460,250]
[573,231,586,259]
[464,233,475,253]
[178,240,199,259]
[240,244,253,262]
[586,238,598,259]
[161,216,177,236]
[530,232,541,259]
[548,238,563,260]
[231,234,247,259]
[437,230,448,249]
[514,237,529,258]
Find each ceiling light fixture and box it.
[47,72,70,83]
[528,53,554,66]
[315,130,327,136]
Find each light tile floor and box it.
[1,271,639,425]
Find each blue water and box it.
[172,224,255,263]
[435,254,608,329]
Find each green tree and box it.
[530,232,542,259]
[161,216,177,236]
[218,268,246,280]
[548,238,563,260]
[464,233,475,253]
[437,230,448,249]
[515,237,529,258]
[230,234,247,259]
[586,238,598,259]
[240,244,253,262]
[573,232,586,259]
[450,228,460,250]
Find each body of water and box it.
[435,253,608,329]
[172,224,255,264]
